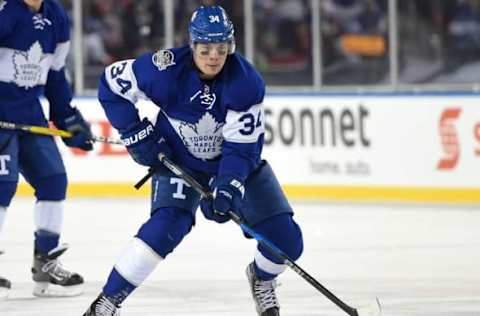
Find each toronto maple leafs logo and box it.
[0,1,7,12]
[152,49,175,71]
[178,112,224,160]
[13,42,47,89]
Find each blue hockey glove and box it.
[120,118,172,167]
[213,176,245,217]
[199,198,231,223]
[55,108,93,151]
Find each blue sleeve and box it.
[98,53,167,132]
[52,1,70,43]
[45,7,76,121]
[45,70,75,121]
[218,65,266,182]
[0,1,16,40]
[219,138,263,182]
[98,72,140,132]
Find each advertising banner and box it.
[263,95,480,188]
[15,95,480,203]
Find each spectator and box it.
[446,0,480,65]
[321,0,388,84]
[254,0,311,73]
[81,0,166,88]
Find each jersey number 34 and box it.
[110,62,132,94]
[239,111,262,136]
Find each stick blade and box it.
[356,297,382,316]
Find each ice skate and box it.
[31,244,84,297]
[246,262,280,316]
[83,293,121,316]
[0,276,11,300]
[0,249,11,300]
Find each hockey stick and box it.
[0,121,123,145]
[154,153,381,316]
[134,165,161,189]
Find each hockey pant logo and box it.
[170,178,191,200]
[0,155,10,175]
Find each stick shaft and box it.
[157,153,359,316]
[90,135,124,145]
[0,121,123,145]
[134,166,160,189]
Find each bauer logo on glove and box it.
[121,123,154,146]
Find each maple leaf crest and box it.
[178,112,224,160]
[13,41,45,89]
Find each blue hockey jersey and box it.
[99,45,266,181]
[0,0,75,125]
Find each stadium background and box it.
[18,0,480,203]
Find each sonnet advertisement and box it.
[16,94,479,203]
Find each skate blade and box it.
[356,297,382,316]
[0,287,9,300]
[33,282,83,297]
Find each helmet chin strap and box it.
[228,39,236,54]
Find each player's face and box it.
[193,43,229,79]
[23,0,43,12]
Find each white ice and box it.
[1,198,479,315]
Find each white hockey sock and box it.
[254,249,287,276]
[34,201,64,234]
[115,237,163,286]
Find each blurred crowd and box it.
[59,0,480,88]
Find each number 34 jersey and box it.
[98,45,266,181]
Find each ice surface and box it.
[1,198,479,315]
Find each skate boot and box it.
[246,262,280,316]
[0,249,11,300]
[0,275,11,300]
[83,293,121,316]
[31,244,84,297]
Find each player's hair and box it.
[188,5,235,54]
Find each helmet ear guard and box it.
[188,5,236,54]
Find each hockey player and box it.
[0,0,92,298]
[83,5,303,316]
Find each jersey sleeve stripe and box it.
[104,59,148,104]
[222,103,265,143]
[50,41,70,71]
